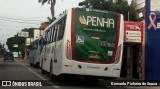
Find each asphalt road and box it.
[0,57,159,89]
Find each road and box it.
[0,57,159,89]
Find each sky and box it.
[0,0,132,49]
[0,0,82,49]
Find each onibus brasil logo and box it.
[79,15,115,28]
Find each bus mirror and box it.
[43,40,47,45]
[39,40,41,45]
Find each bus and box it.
[29,37,43,67]
[41,8,124,80]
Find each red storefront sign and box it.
[124,21,144,44]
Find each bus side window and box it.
[55,24,60,42]
[56,25,60,41]
[50,27,54,42]
[46,30,50,43]
[58,17,66,41]
[48,29,52,43]
[36,43,38,49]
[33,44,36,49]
[53,25,58,42]
[49,27,53,42]
[57,21,62,41]
[52,26,56,42]
[45,31,47,42]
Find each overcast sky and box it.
[0,0,132,49]
[0,0,82,49]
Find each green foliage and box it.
[0,43,2,49]
[6,36,26,52]
[6,28,36,53]
[79,0,139,21]
[38,0,48,5]
[0,43,6,55]
[47,16,56,24]
[38,0,56,18]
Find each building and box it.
[40,22,49,30]
[133,0,160,80]
[134,0,160,18]
[33,29,43,40]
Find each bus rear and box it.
[67,8,124,78]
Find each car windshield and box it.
[5,52,13,56]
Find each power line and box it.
[0,16,47,20]
[0,16,45,22]
[15,17,47,19]
[0,18,40,25]
[0,23,38,27]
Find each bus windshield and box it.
[73,8,119,63]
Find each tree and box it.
[47,16,56,24]
[6,28,36,54]
[79,0,139,21]
[38,0,56,19]
[6,36,26,52]
[0,43,6,55]
[0,43,2,49]
[22,28,36,37]
[79,0,114,9]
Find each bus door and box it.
[52,19,65,75]
[44,30,52,70]
[52,24,60,75]
[42,29,53,70]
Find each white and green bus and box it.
[41,8,124,80]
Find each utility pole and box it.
[128,12,129,21]
[145,0,150,80]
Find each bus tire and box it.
[33,63,37,68]
[41,69,46,74]
[30,63,33,66]
[33,57,36,68]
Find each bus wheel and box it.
[33,58,36,68]
[41,69,46,74]
[30,63,33,66]
[33,64,36,68]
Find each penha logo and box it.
[79,15,115,28]
[79,15,87,25]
